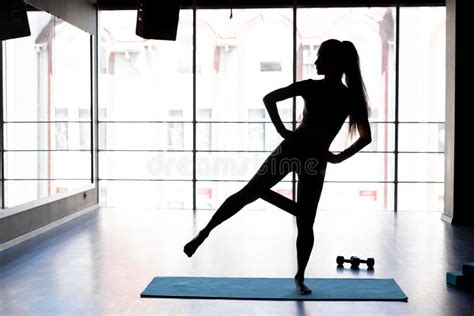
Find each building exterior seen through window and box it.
[0,7,445,210]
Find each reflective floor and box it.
[1,208,474,315]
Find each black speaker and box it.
[0,0,31,41]
[136,0,181,41]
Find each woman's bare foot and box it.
[295,277,312,295]
[183,231,208,257]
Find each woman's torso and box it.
[294,79,351,150]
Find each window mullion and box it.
[394,3,400,212]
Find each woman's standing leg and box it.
[294,161,326,294]
[184,141,293,257]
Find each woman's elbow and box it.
[359,128,372,146]
[363,134,372,146]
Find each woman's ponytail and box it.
[341,41,370,137]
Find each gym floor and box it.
[1,208,474,315]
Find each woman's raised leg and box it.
[184,142,292,257]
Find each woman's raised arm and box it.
[263,82,305,138]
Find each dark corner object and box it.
[135,0,181,41]
[446,262,474,291]
[0,0,31,41]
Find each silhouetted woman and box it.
[184,39,372,295]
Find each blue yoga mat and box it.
[141,277,408,301]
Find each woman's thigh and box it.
[245,140,295,191]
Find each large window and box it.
[98,6,445,211]
[398,7,445,211]
[195,9,294,210]
[297,7,396,211]
[2,11,92,208]
[99,10,193,208]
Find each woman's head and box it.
[316,39,370,136]
[315,39,359,78]
[315,39,343,76]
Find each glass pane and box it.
[3,11,51,121]
[196,122,284,151]
[99,180,192,209]
[99,10,193,121]
[5,180,92,208]
[398,183,444,211]
[398,153,444,182]
[99,152,193,180]
[5,152,91,180]
[5,122,91,150]
[196,152,294,181]
[319,182,394,211]
[399,123,444,152]
[399,7,446,122]
[197,181,293,210]
[325,153,394,182]
[52,20,92,122]
[3,13,91,121]
[98,123,193,150]
[197,9,293,122]
[297,7,396,122]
